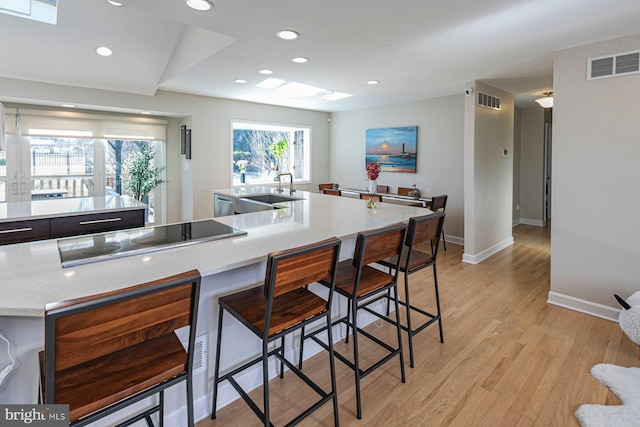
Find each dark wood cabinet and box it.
[0,219,50,245]
[0,208,145,245]
[50,210,145,238]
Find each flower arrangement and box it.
[366,161,381,181]
[236,159,248,172]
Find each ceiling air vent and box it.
[587,50,640,80]
[477,92,501,110]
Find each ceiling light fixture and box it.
[107,0,123,6]
[535,91,553,108]
[61,104,76,108]
[234,79,248,84]
[276,30,299,41]
[258,69,273,75]
[291,57,308,63]
[96,46,112,56]
[185,0,213,11]
[366,80,380,85]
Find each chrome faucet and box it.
[274,172,294,193]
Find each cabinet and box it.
[0,209,145,245]
[0,219,50,245]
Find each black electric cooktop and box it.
[57,219,246,267]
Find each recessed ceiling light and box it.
[258,69,273,75]
[234,79,248,84]
[61,104,76,108]
[140,111,152,115]
[185,0,213,11]
[96,46,112,56]
[276,30,299,40]
[366,80,380,85]
[107,0,123,6]
[291,57,308,63]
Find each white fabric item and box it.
[619,291,640,345]
[575,364,640,427]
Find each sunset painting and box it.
[365,126,417,173]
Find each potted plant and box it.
[267,137,288,172]
[124,145,166,203]
[236,159,248,183]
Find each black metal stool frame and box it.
[211,238,342,427]
[374,212,446,368]
[300,224,407,419]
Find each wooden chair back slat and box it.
[323,188,340,196]
[318,183,335,190]
[265,238,341,298]
[408,213,445,247]
[430,194,448,212]
[354,224,407,267]
[44,270,201,418]
[359,194,381,202]
[397,187,412,196]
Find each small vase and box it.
[367,179,377,195]
[240,172,246,183]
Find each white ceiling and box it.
[1,0,640,112]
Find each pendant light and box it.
[535,91,553,108]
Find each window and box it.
[1,106,166,223]
[232,121,310,186]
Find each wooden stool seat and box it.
[220,286,329,336]
[333,261,395,298]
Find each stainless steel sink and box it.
[241,194,303,204]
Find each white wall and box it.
[549,33,640,320]
[0,78,331,222]
[329,95,465,242]
[463,81,514,263]
[519,107,545,226]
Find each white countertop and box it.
[0,195,146,222]
[0,188,429,317]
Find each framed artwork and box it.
[180,125,186,154]
[185,129,192,159]
[365,126,417,173]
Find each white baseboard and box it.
[512,218,520,227]
[519,218,544,227]
[462,236,514,265]
[547,291,620,322]
[442,234,463,246]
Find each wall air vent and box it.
[477,92,501,110]
[587,50,640,80]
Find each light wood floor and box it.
[200,224,639,426]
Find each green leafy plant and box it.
[236,159,248,172]
[267,137,289,171]
[124,145,165,201]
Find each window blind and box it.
[17,108,167,140]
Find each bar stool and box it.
[378,212,446,368]
[211,237,342,426]
[40,270,201,427]
[429,195,448,250]
[301,223,407,419]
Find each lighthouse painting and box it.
[365,126,417,173]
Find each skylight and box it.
[0,0,58,25]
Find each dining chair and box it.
[397,187,412,196]
[211,238,342,426]
[319,183,335,191]
[301,223,407,419]
[429,195,448,250]
[359,193,381,202]
[376,185,389,193]
[378,212,446,367]
[40,270,201,427]
[323,188,341,196]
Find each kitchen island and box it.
[0,188,428,424]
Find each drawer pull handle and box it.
[79,218,122,225]
[0,227,33,234]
